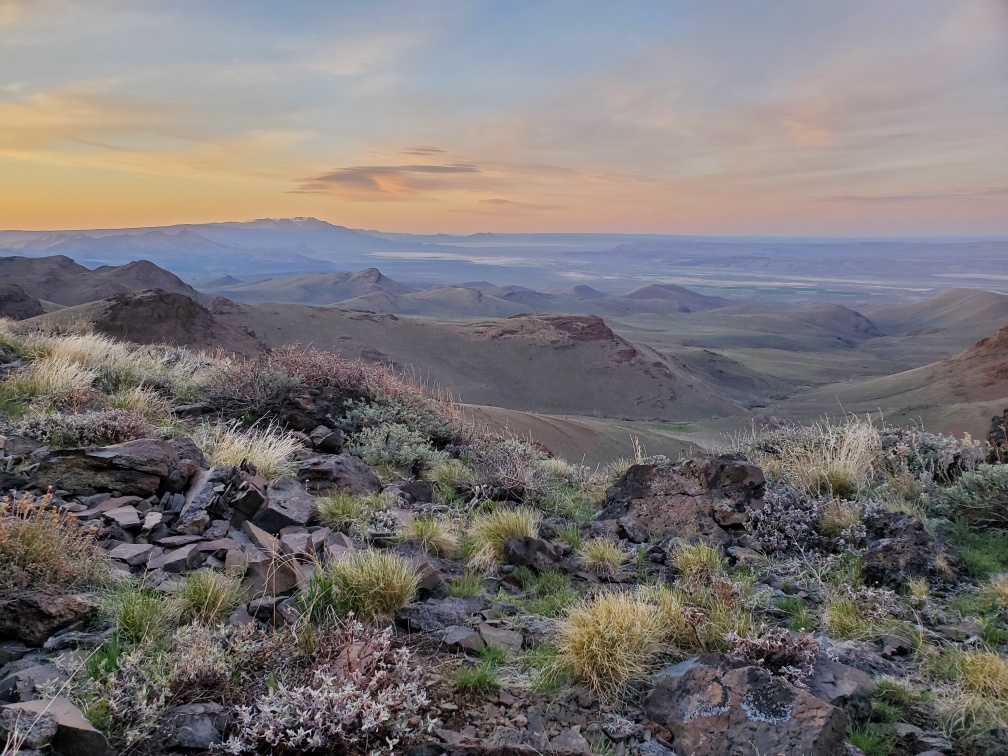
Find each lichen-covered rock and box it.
[0,705,57,749]
[396,597,489,633]
[643,654,848,756]
[503,536,563,570]
[806,656,875,722]
[598,456,764,545]
[1,697,114,755]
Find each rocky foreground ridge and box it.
[0,323,1006,755]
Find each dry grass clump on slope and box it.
[192,420,302,479]
[556,591,663,698]
[0,490,110,592]
[468,505,542,570]
[731,415,881,498]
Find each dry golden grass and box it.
[19,331,156,390]
[928,647,1008,732]
[423,458,472,488]
[736,416,881,498]
[986,575,1008,607]
[304,548,419,623]
[398,514,459,557]
[112,588,179,645]
[3,355,96,400]
[556,591,663,698]
[176,569,246,624]
[539,457,577,480]
[637,583,694,645]
[316,491,381,532]
[107,385,172,423]
[817,499,863,537]
[193,420,302,479]
[605,458,634,482]
[0,490,109,591]
[0,317,18,347]
[671,541,726,582]
[577,537,626,578]
[468,506,542,570]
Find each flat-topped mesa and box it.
[534,314,617,342]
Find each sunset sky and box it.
[1,0,1006,235]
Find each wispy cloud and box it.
[294,162,482,197]
[0,1,1005,233]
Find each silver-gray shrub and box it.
[15,409,151,447]
[222,621,436,754]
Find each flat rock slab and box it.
[103,506,141,528]
[32,439,187,497]
[252,478,315,533]
[147,544,204,573]
[478,623,523,654]
[106,543,154,566]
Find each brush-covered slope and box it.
[24,290,262,355]
[867,288,1008,335]
[210,268,412,304]
[614,283,731,312]
[0,284,45,320]
[0,255,197,306]
[337,286,529,318]
[213,302,741,421]
[784,323,1008,436]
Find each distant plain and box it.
[2,219,1006,464]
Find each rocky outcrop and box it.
[597,456,764,545]
[1,696,114,755]
[297,452,383,495]
[0,594,98,647]
[30,438,204,497]
[643,654,848,756]
[861,510,954,589]
[0,283,44,320]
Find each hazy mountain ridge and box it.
[0,255,197,307]
[3,251,1006,444]
[4,218,1006,299]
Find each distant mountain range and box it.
[2,217,1007,300]
[201,268,731,317]
[0,255,196,307]
[3,251,1007,447]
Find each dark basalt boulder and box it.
[31,438,204,497]
[862,510,955,590]
[0,593,98,647]
[597,455,764,545]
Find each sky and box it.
[1,0,1007,235]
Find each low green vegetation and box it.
[452,663,501,693]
